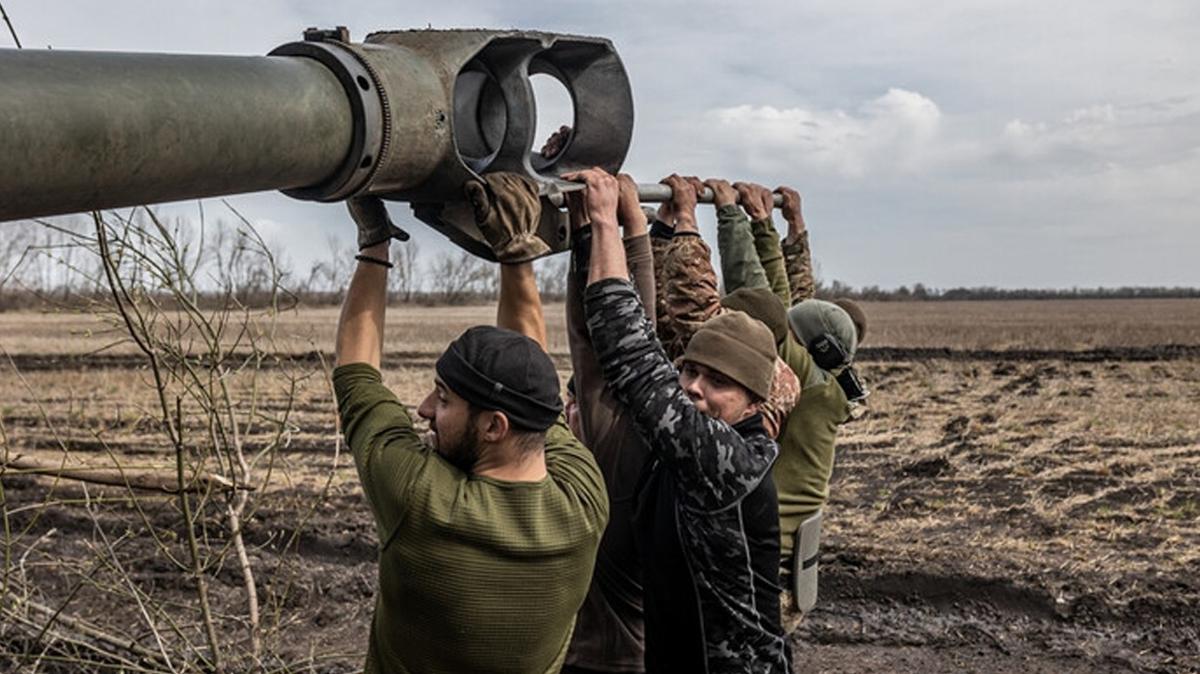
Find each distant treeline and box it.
[815,281,1200,302]
[3,217,1197,311]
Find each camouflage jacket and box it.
[585,278,791,674]
[650,224,676,354]
[781,230,816,305]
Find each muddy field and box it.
[1,299,1198,673]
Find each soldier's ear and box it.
[747,401,762,417]
[480,410,511,444]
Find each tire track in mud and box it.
[800,557,1200,673]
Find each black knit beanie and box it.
[435,326,562,431]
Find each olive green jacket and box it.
[715,209,851,559]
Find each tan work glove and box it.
[463,172,549,263]
[347,196,409,250]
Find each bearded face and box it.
[417,378,483,473]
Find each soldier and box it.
[715,181,864,620]
[566,167,791,673]
[561,173,657,674]
[332,179,608,673]
[651,173,799,439]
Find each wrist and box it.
[591,216,621,233]
[360,241,390,258]
[674,214,698,233]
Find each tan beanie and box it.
[832,298,868,344]
[683,311,777,401]
[720,287,788,346]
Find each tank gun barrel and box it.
[0,48,353,221]
[0,28,635,260]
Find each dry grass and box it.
[0,304,570,356]
[858,298,1200,349]
[4,298,1198,358]
[3,298,1198,671]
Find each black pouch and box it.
[836,366,868,402]
[808,333,850,371]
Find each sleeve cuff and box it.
[716,203,743,220]
[584,276,637,299]
[333,362,383,400]
[650,219,675,240]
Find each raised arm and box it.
[735,182,790,306]
[336,196,408,368]
[708,178,769,294]
[659,174,721,359]
[334,197,424,544]
[464,172,551,348]
[497,262,547,350]
[617,173,657,315]
[565,173,655,446]
[776,186,817,304]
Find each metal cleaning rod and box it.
[545,182,784,208]
[635,183,784,207]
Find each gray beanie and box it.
[787,299,858,361]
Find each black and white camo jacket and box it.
[585,277,790,674]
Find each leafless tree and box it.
[534,255,569,301]
[301,234,354,302]
[428,250,495,304]
[1,206,328,671]
[388,239,421,303]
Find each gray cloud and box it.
[3,0,1198,288]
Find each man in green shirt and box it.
[333,181,609,673]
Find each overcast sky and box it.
[4,0,1198,289]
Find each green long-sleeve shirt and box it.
[716,204,769,293]
[334,363,609,674]
[750,217,791,307]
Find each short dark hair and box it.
[467,403,546,454]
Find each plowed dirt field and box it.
[2,299,1197,673]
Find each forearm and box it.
[663,234,721,357]
[587,221,629,286]
[783,231,816,304]
[716,204,768,293]
[567,231,653,445]
[751,217,791,306]
[566,229,606,442]
[335,242,390,369]
[625,233,656,327]
[497,262,547,350]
